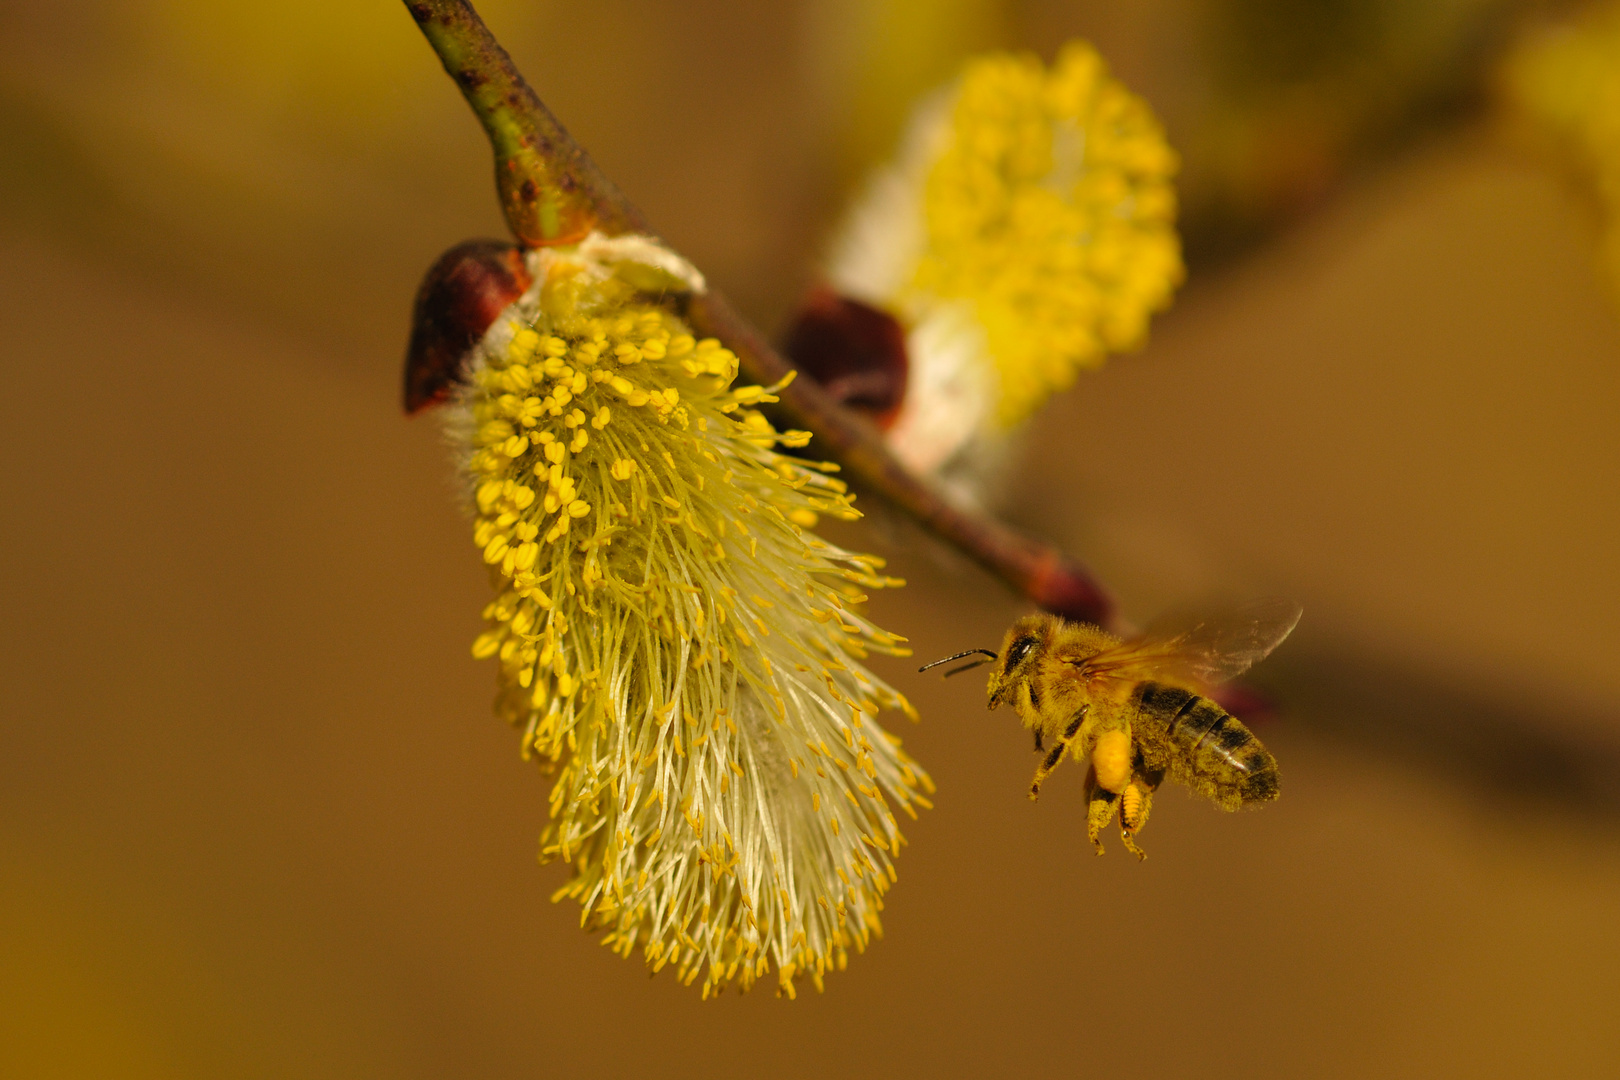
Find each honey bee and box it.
[921,599,1301,859]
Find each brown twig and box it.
[404,0,646,245]
[402,0,1116,629]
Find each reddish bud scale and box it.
[780,287,909,429]
[1025,550,1115,630]
[1209,682,1277,726]
[404,239,532,414]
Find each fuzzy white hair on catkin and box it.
[823,86,954,306]
[819,84,1013,497]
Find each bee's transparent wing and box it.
[1078,598,1302,688]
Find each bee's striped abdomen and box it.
[1134,682,1279,809]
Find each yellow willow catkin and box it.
[445,234,931,998]
[913,42,1182,426]
[1504,4,1620,302]
[830,41,1183,432]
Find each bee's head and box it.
[985,614,1057,711]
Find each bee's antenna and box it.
[918,648,997,674]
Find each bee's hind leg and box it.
[1080,729,1137,856]
[1082,765,1116,856]
[1119,782,1151,860]
[1118,767,1164,861]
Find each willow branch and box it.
[403,0,1116,628]
[683,292,1114,624]
[405,0,647,244]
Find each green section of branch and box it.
[402,0,1116,629]
[404,0,647,244]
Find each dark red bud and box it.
[1026,551,1115,630]
[404,239,532,414]
[780,286,909,429]
[1209,682,1277,726]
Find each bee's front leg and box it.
[1029,706,1089,800]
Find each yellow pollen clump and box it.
[450,237,929,999]
[908,40,1183,426]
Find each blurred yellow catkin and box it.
[1503,3,1620,303]
[824,42,1182,484]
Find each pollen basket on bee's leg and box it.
[440,234,932,998]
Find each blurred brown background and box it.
[3,1,1618,1076]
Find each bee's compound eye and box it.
[1004,638,1036,669]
